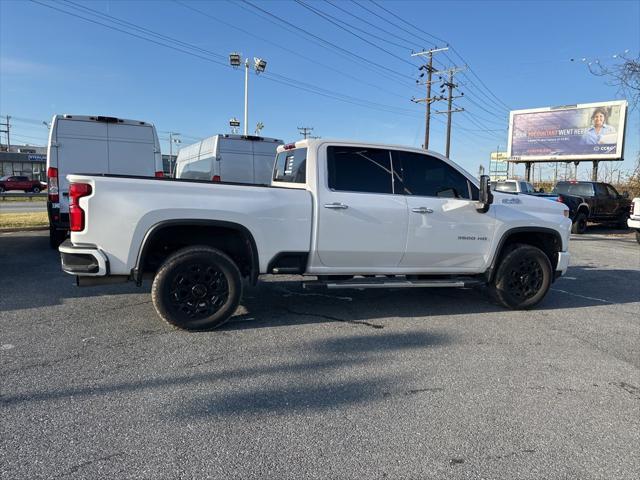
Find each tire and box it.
[151,246,242,330]
[616,213,629,230]
[0,186,5,193]
[571,212,587,234]
[489,244,552,310]
[32,187,41,193]
[49,227,67,249]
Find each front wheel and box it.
[151,246,242,330]
[489,244,552,309]
[32,187,41,193]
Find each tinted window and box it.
[393,151,471,199]
[494,181,517,193]
[552,183,595,197]
[273,148,307,183]
[606,185,619,198]
[179,158,213,180]
[594,184,608,197]
[327,146,392,194]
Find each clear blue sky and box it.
[1,0,638,179]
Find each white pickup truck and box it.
[59,139,571,330]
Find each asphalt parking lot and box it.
[1,229,639,479]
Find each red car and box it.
[0,175,46,193]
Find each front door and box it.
[392,150,496,271]
[316,146,408,268]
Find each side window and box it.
[393,151,471,199]
[273,148,307,183]
[327,146,392,194]
[606,185,619,198]
[595,184,608,197]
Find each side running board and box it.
[303,276,485,290]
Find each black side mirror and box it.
[623,191,629,198]
[476,175,494,213]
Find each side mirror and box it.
[476,175,494,213]
[623,191,629,198]
[538,188,545,193]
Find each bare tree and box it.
[586,51,640,109]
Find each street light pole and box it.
[244,58,249,136]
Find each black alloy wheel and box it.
[152,246,242,330]
[490,244,552,309]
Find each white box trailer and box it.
[46,114,162,247]
[175,134,283,184]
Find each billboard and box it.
[507,100,627,162]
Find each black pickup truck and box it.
[550,181,631,234]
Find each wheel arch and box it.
[487,227,563,282]
[133,219,259,286]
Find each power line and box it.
[174,0,411,101]
[238,0,416,84]
[294,0,418,68]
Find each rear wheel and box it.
[489,244,552,309]
[32,187,41,193]
[151,246,242,330]
[571,212,587,234]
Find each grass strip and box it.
[0,212,49,229]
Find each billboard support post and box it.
[525,162,532,182]
[592,161,599,181]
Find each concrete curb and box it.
[0,226,49,233]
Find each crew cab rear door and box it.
[316,145,408,268]
[393,150,496,271]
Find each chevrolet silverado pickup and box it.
[59,139,571,330]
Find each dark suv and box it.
[551,181,631,234]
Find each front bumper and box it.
[59,239,108,276]
[556,251,570,276]
[627,217,640,229]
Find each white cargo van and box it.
[175,134,283,184]
[46,114,163,247]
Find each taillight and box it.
[47,167,59,203]
[69,182,92,232]
[283,143,296,150]
[212,175,221,182]
[556,195,564,203]
[154,171,164,178]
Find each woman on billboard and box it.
[582,107,617,145]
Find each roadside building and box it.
[0,144,47,180]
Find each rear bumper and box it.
[628,218,640,229]
[59,239,108,276]
[556,251,570,276]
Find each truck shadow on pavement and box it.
[0,329,450,410]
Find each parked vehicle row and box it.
[58,139,571,331]
[493,178,632,234]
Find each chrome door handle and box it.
[324,202,349,209]
[411,207,433,214]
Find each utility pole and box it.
[168,132,181,177]
[411,47,448,150]
[297,126,314,139]
[0,115,10,151]
[434,67,465,158]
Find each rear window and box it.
[552,183,595,197]
[494,181,517,193]
[273,148,307,183]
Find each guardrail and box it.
[0,193,48,201]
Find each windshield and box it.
[552,183,595,196]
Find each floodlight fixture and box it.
[254,57,267,73]
[229,52,242,67]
